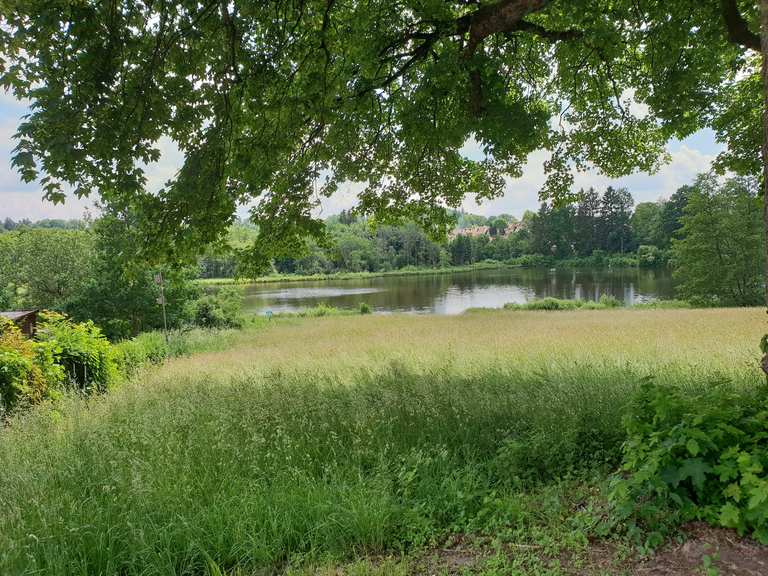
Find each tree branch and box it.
[720,0,760,51]
[458,0,550,56]
[363,0,579,99]
[514,20,582,42]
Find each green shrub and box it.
[113,331,170,377]
[359,302,372,315]
[632,299,691,310]
[509,254,555,268]
[605,254,639,267]
[637,245,668,268]
[302,303,336,317]
[536,298,581,310]
[191,286,244,329]
[34,312,119,393]
[598,294,621,308]
[504,298,591,311]
[283,303,356,318]
[610,380,768,546]
[0,318,62,415]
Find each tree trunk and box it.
[761,0,768,375]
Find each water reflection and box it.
[239,267,675,315]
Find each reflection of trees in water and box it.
[242,267,675,313]
[519,268,674,304]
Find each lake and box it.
[239,267,675,315]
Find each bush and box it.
[532,298,581,310]
[632,299,691,310]
[598,294,621,308]
[113,331,171,377]
[637,245,668,268]
[605,254,639,267]
[501,296,644,313]
[289,303,353,317]
[359,302,372,315]
[610,380,768,546]
[34,312,119,393]
[509,254,555,268]
[0,318,62,415]
[190,286,244,329]
[504,297,621,311]
[504,298,577,311]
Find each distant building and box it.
[501,221,527,237]
[449,225,489,240]
[449,221,527,241]
[0,310,39,337]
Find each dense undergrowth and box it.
[0,354,761,575]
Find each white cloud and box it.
[316,181,364,217]
[142,137,183,193]
[461,143,716,217]
[0,191,94,220]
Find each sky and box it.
[0,90,722,222]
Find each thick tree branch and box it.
[514,20,582,42]
[361,0,578,100]
[721,0,760,51]
[457,0,550,56]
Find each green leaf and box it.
[724,483,742,503]
[719,503,740,528]
[747,483,768,510]
[686,438,700,457]
[678,458,711,490]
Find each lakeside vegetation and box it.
[197,261,515,285]
[1,308,763,575]
[195,175,767,311]
[196,185,676,282]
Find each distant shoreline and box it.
[196,261,512,285]
[196,255,659,286]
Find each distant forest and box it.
[201,185,688,277]
[2,184,689,279]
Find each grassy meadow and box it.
[0,308,764,575]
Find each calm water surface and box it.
[240,267,674,315]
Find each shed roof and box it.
[0,310,38,321]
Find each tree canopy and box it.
[0,0,762,268]
[672,173,763,306]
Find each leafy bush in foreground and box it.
[0,317,62,415]
[610,380,768,546]
[35,312,119,393]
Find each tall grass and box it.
[0,308,763,574]
[0,360,760,575]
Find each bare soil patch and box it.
[635,522,768,576]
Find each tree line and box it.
[256,185,686,274]
[1,172,763,336]
[198,174,768,307]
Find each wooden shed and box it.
[0,310,39,337]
